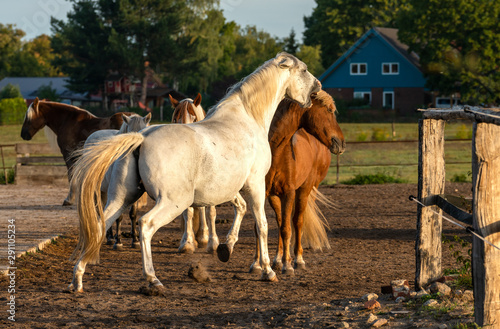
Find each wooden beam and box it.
[472,122,500,327]
[415,119,446,290]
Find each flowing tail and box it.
[300,187,336,251]
[70,132,144,264]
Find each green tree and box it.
[283,28,298,56]
[303,0,407,68]
[0,24,25,78]
[296,44,324,77]
[9,34,61,77]
[37,83,60,101]
[397,0,500,105]
[0,83,22,99]
[51,0,186,94]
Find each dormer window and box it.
[350,63,367,75]
[382,63,399,75]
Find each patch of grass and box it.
[341,173,406,185]
[442,235,473,290]
[0,168,15,184]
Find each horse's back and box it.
[85,129,118,147]
[138,122,257,206]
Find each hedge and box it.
[0,98,27,125]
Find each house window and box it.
[350,63,367,75]
[383,92,394,109]
[382,63,399,75]
[353,91,371,104]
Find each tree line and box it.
[0,0,498,107]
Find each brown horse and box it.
[20,98,135,205]
[258,90,345,275]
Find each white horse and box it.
[169,93,247,255]
[69,52,321,294]
[83,112,151,250]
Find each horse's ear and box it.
[122,113,131,124]
[276,53,295,69]
[32,97,39,108]
[144,112,152,125]
[169,94,179,108]
[193,93,202,107]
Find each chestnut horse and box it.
[265,90,345,274]
[217,90,345,275]
[20,98,135,206]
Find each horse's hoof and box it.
[131,242,140,249]
[106,239,114,246]
[294,262,306,271]
[272,261,283,271]
[65,283,83,293]
[197,240,208,249]
[62,200,73,206]
[260,271,278,282]
[178,244,195,254]
[140,284,167,297]
[113,243,123,251]
[249,264,262,275]
[282,266,295,276]
[216,244,231,262]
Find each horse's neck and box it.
[269,105,305,150]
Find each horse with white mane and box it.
[68,52,321,294]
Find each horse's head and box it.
[301,91,346,155]
[121,113,152,133]
[276,52,321,108]
[170,93,205,124]
[21,98,45,140]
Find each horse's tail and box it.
[70,132,144,264]
[301,187,336,251]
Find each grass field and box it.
[1,121,474,184]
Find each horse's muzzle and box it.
[330,137,346,155]
[21,128,32,140]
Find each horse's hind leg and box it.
[130,203,140,248]
[280,192,296,275]
[113,214,124,250]
[139,197,187,293]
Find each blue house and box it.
[320,27,432,116]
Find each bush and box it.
[0,83,22,100]
[342,173,406,185]
[455,124,472,139]
[0,97,27,124]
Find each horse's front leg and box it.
[178,207,197,253]
[216,193,246,262]
[293,189,309,270]
[268,195,283,271]
[63,161,76,206]
[280,192,296,275]
[195,207,209,248]
[246,183,277,282]
[206,206,219,254]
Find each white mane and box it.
[211,55,292,127]
[44,126,60,154]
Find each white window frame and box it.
[383,91,395,109]
[350,63,368,75]
[353,91,371,104]
[382,62,399,75]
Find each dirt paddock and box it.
[0,183,475,328]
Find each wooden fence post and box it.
[415,119,446,290]
[472,122,500,327]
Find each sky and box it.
[0,0,316,41]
